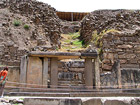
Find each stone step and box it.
[5,86,140,96]
[8,92,70,97]
[58,81,84,87]
[58,80,83,84]
[7,91,140,97]
[5,86,122,93]
[5,87,96,93]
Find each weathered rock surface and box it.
[0,0,62,66]
[61,20,80,34]
[80,9,140,71]
[80,9,140,45]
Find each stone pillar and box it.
[50,57,58,88]
[26,57,43,87]
[71,12,73,21]
[94,56,100,89]
[20,55,27,84]
[117,60,122,88]
[85,58,93,88]
[42,58,49,87]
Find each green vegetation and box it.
[59,32,85,51]
[73,40,82,46]
[91,29,119,60]
[59,29,118,52]
[72,22,78,25]
[0,65,7,67]
[92,29,119,47]
[24,24,30,30]
[68,32,80,39]
[13,20,21,26]
[19,98,24,100]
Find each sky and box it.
[38,0,140,12]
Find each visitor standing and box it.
[0,67,8,98]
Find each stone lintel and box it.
[28,51,97,59]
[81,53,98,59]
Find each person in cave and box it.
[0,67,8,98]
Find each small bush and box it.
[24,24,30,30]
[13,20,21,26]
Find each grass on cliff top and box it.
[59,32,85,52]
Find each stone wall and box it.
[101,60,140,89]
[0,66,20,88]
[61,21,80,34]
[80,9,140,71]
[57,60,85,87]
[121,68,140,88]
[4,58,140,90]
[101,30,140,71]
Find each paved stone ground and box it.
[0,96,140,105]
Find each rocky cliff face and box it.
[0,0,62,66]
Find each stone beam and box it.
[28,51,97,59]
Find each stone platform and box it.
[22,97,140,105]
[1,96,140,105]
